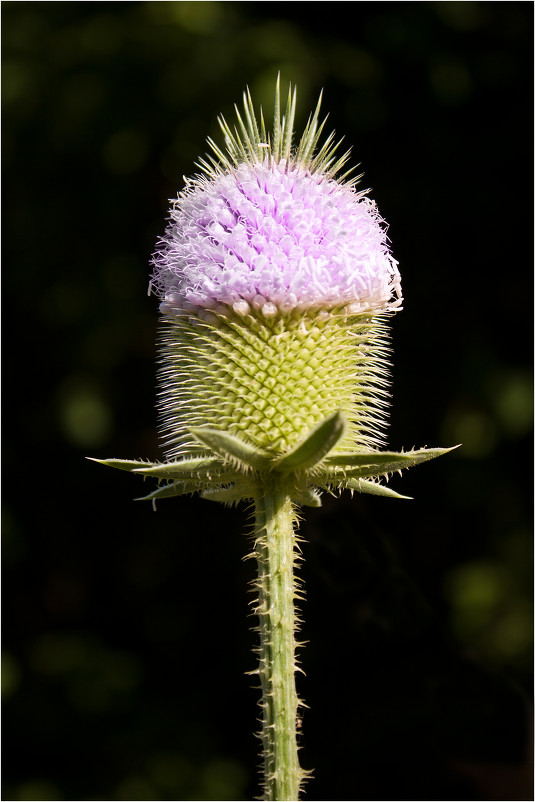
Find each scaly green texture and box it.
[157,308,391,462]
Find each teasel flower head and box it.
[148,78,408,478]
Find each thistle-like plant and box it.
[92,78,455,801]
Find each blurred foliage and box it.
[2,2,532,800]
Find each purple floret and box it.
[151,160,402,317]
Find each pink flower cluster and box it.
[152,160,401,318]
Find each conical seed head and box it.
[157,308,391,461]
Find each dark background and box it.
[2,2,533,800]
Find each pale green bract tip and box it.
[200,76,357,184]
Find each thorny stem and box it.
[253,477,306,801]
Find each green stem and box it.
[254,477,305,801]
